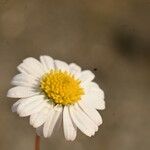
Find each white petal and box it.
[78,101,102,126]
[17,95,47,117]
[7,86,39,98]
[81,81,98,90]
[70,104,98,137]
[53,109,63,133]
[81,91,105,110]
[11,73,39,87]
[78,70,95,83]
[11,99,22,112]
[81,82,103,94]
[40,55,54,72]
[17,57,44,78]
[63,106,77,141]
[54,60,69,72]
[74,104,98,132]
[35,103,54,136]
[69,63,81,76]
[87,82,100,90]
[43,105,62,138]
[30,105,50,128]
[81,82,105,110]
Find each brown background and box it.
[0,0,150,150]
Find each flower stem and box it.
[35,134,40,150]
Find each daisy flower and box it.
[7,56,105,141]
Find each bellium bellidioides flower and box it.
[7,56,105,141]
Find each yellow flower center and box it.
[40,70,84,105]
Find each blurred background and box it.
[0,0,150,150]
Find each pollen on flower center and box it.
[40,70,84,105]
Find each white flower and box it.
[7,56,105,141]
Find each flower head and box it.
[7,56,105,141]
